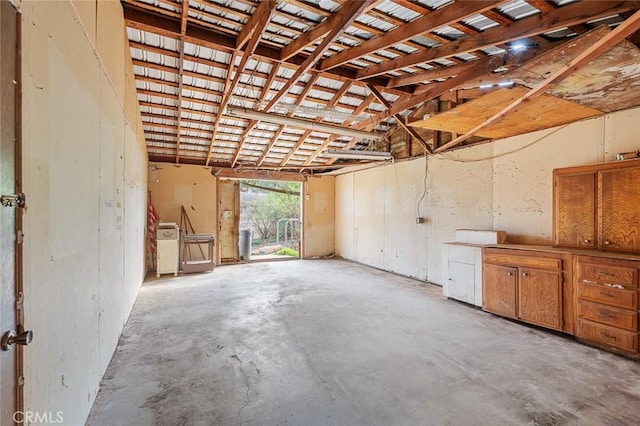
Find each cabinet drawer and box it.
[577,263,637,289]
[483,253,561,271]
[577,319,638,353]
[577,282,638,310]
[577,300,638,332]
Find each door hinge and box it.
[1,192,25,208]
[17,230,24,245]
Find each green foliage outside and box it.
[241,180,301,241]
[275,247,299,257]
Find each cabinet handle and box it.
[597,310,613,318]
[583,239,591,243]
[506,272,513,276]
[598,331,617,340]
[598,292,614,298]
[521,272,528,277]
[604,240,612,246]
[603,283,625,289]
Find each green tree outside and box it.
[241,180,301,242]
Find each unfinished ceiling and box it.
[122,0,640,172]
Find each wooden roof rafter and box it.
[205,0,278,166]
[124,0,640,171]
[255,72,321,167]
[354,54,509,131]
[279,80,354,168]
[175,0,190,162]
[434,12,640,153]
[230,0,375,167]
[355,1,640,80]
[366,84,432,154]
[302,93,377,167]
[318,0,508,72]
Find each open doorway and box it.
[239,180,301,261]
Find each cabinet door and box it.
[554,172,596,248]
[518,269,563,331]
[447,261,475,304]
[599,167,640,252]
[483,264,517,319]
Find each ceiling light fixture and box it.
[323,149,393,161]
[226,107,384,141]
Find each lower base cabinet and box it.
[482,247,640,357]
[483,248,570,333]
[574,255,639,355]
[483,264,517,319]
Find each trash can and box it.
[239,229,252,261]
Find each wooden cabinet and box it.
[554,159,640,253]
[483,248,571,333]
[483,264,517,318]
[518,269,563,331]
[599,167,640,253]
[575,255,639,355]
[553,171,596,249]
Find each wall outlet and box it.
[416,217,424,224]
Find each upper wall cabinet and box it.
[554,159,640,253]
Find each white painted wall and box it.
[335,107,640,283]
[336,151,494,281]
[21,1,147,424]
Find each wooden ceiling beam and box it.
[234,63,284,150]
[302,93,376,166]
[175,0,190,162]
[396,45,550,90]
[122,1,411,93]
[279,12,334,60]
[525,0,589,35]
[236,0,276,49]
[229,0,372,167]
[366,84,432,153]
[434,14,640,153]
[255,73,321,167]
[206,2,277,166]
[356,1,640,80]
[280,80,352,167]
[263,0,374,113]
[387,61,479,88]
[132,54,377,102]
[317,1,506,72]
[353,55,507,130]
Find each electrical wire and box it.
[416,151,428,218]
[438,124,569,163]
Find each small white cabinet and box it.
[442,243,483,307]
[157,222,180,277]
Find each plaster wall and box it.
[148,163,218,238]
[302,176,335,258]
[335,107,640,283]
[21,1,147,424]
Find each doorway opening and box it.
[239,179,301,261]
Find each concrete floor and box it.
[87,259,640,426]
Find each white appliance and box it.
[443,230,507,307]
[156,222,179,277]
